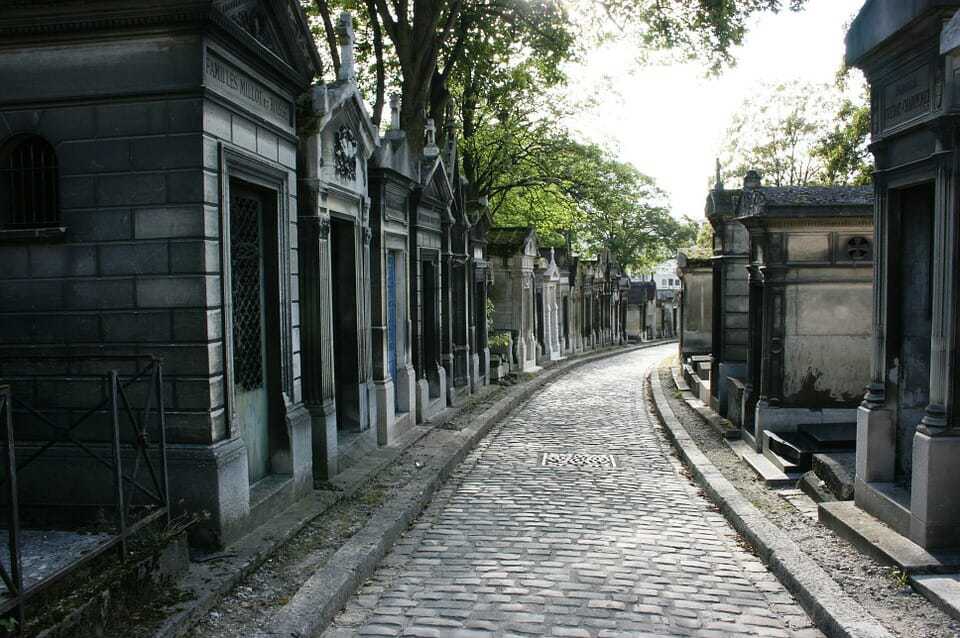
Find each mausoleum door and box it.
[331,218,363,432]
[891,183,935,483]
[229,183,272,484]
[387,252,399,394]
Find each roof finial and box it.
[714,158,723,192]
[389,93,401,130]
[336,12,355,82]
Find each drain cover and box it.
[540,453,617,468]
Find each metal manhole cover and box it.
[540,453,617,468]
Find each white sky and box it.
[562,0,866,221]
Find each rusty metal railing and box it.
[0,355,169,630]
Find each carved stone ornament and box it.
[363,226,372,244]
[334,126,358,180]
[743,189,766,216]
[935,64,945,109]
[317,216,331,239]
[216,0,283,57]
[847,236,871,260]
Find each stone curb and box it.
[648,364,893,638]
[254,340,676,638]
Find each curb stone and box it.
[648,364,893,638]
[186,340,672,638]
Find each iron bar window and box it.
[0,135,59,230]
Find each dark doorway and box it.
[421,258,440,398]
[891,183,935,483]
[386,251,399,402]
[330,218,361,432]
[229,179,283,484]
[562,296,569,350]
[746,281,765,435]
[536,291,545,352]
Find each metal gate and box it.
[230,185,270,483]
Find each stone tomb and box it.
[410,122,456,422]
[677,253,713,358]
[733,172,874,459]
[0,0,322,547]
[297,13,380,479]
[705,174,750,416]
[536,248,564,363]
[488,227,540,372]
[847,0,960,549]
[368,95,418,446]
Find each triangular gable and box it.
[421,156,456,221]
[213,0,322,81]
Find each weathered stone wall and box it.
[781,278,872,407]
[681,267,713,355]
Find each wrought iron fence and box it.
[0,355,169,629]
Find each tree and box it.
[813,72,872,186]
[587,0,807,73]
[719,82,841,187]
[307,0,808,150]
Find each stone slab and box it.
[800,422,857,447]
[671,367,741,440]
[649,366,893,638]
[729,438,802,488]
[910,574,960,622]
[819,501,960,574]
[813,452,855,501]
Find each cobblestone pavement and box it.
[322,345,822,637]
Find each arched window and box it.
[0,135,59,229]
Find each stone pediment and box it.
[213,0,322,80]
[420,156,455,219]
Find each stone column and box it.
[297,187,338,481]
[855,179,896,489]
[368,192,396,445]
[911,151,960,548]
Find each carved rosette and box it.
[334,126,358,180]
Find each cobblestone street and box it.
[322,345,822,637]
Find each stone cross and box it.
[336,12,355,82]
[389,93,401,130]
[424,118,439,156]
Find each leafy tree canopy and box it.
[718,76,872,187]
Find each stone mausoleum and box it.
[844,0,960,549]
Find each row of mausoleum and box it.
[0,0,637,550]
[677,0,960,552]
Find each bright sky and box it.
[563,0,866,221]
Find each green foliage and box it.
[682,222,715,259]
[719,79,872,187]
[813,98,872,186]
[586,0,808,73]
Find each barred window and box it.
[0,135,59,229]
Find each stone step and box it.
[819,501,960,574]
[729,439,801,488]
[812,451,855,501]
[763,430,818,471]
[798,421,856,450]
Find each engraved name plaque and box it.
[882,66,931,132]
[204,51,292,127]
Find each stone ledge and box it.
[151,339,674,638]
[649,365,893,638]
[670,365,740,439]
[819,501,960,575]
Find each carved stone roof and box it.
[736,186,874,220]
[0,0,323,86]
[488,226,535,250]
[846,0,958,66]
